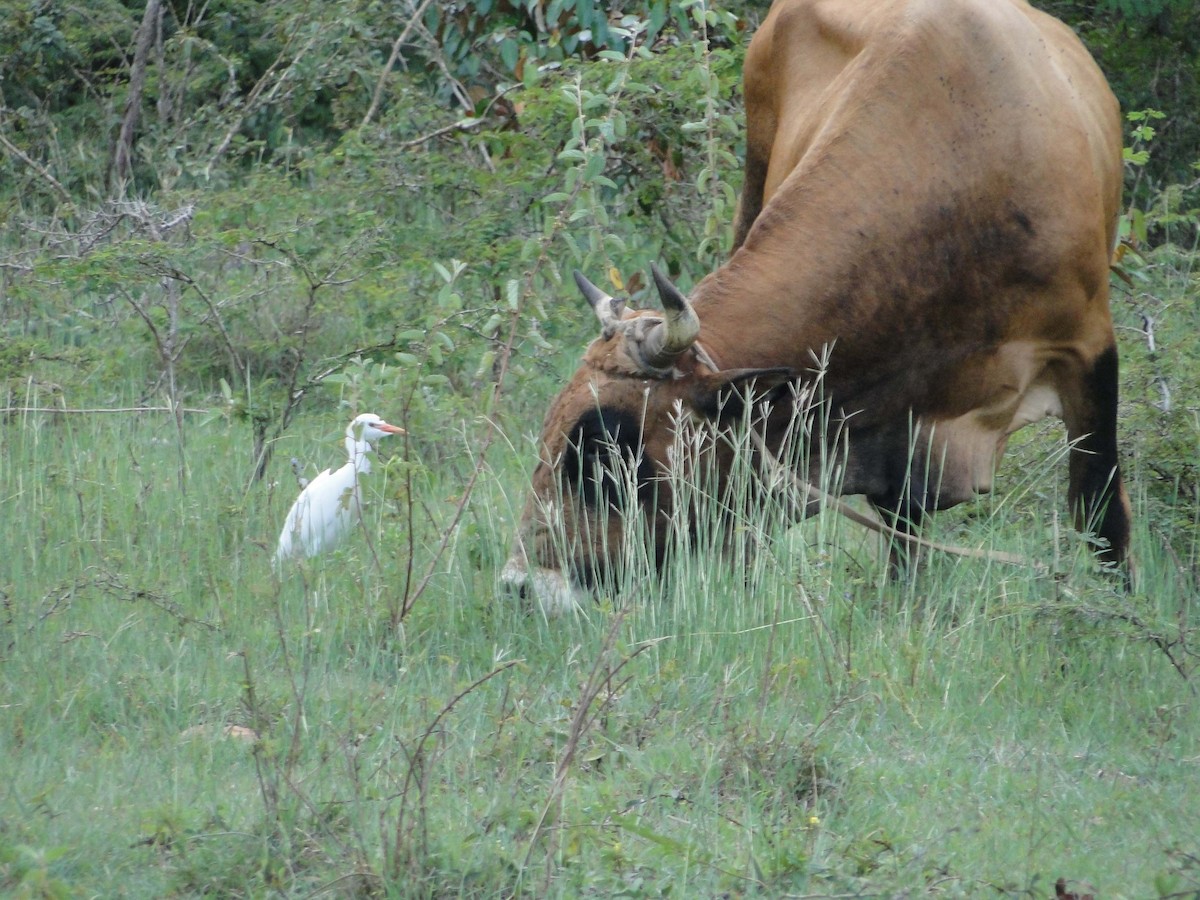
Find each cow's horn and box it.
[574,270,624,338]
[643,262,700,368]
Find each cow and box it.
[502,0,1132,614]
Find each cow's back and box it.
[735,0,1121,259]
[710,0,1130,548]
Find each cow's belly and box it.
[924,379,1063,501]
[832,340,1069,509]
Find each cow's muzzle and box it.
[498,553,588,617]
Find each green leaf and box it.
[498,37,519,72]
[584,153,606,181]
[475,349,497,378]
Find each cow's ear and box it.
[688,367,796,422]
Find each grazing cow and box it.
[502,0,1132,613]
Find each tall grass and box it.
[1,382,1197,897]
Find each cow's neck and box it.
[688,248,839,372]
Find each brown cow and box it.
[502,0,1132,613]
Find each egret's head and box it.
[344,414,406,466]
[347,413,405,445]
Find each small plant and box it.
[0,841,73,900]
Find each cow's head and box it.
[501,265,792,615]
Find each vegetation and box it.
[1,0,1198,896]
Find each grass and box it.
[2,371,1198,898]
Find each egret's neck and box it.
[346,437,374,474]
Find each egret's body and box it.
[274,413,404,564]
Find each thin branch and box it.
[389,659,521,877]
[164,266,244,379]
[361,0,439,129]
[396,86,519,150]
[410,16,473,112]
[523,614,661,873]
[110,0,162,193]
[1,406,210,415]
[1075,602,1196,688]
[206,27,320,171]
[397,116,486,150]
[0,128,72,203]
[393,439,486,626]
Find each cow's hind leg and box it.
[1061,343,1132,568]
[871,502,927,577]
[868,472,931,578]
[865,420,954,576]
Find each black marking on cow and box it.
[1012,208,1035,236]
[866,434,935,526]
[734,152,771,250]
[561,407,655,509]
[1068,344,1129,563]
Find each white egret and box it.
[274,413,405,564]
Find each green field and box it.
[3,334,1198,896]
[3,1,1199,896]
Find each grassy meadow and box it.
[2,323,1199,897]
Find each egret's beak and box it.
[379,423,406,435]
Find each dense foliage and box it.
[1,0,1196,193]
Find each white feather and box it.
[274,413,404,565]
